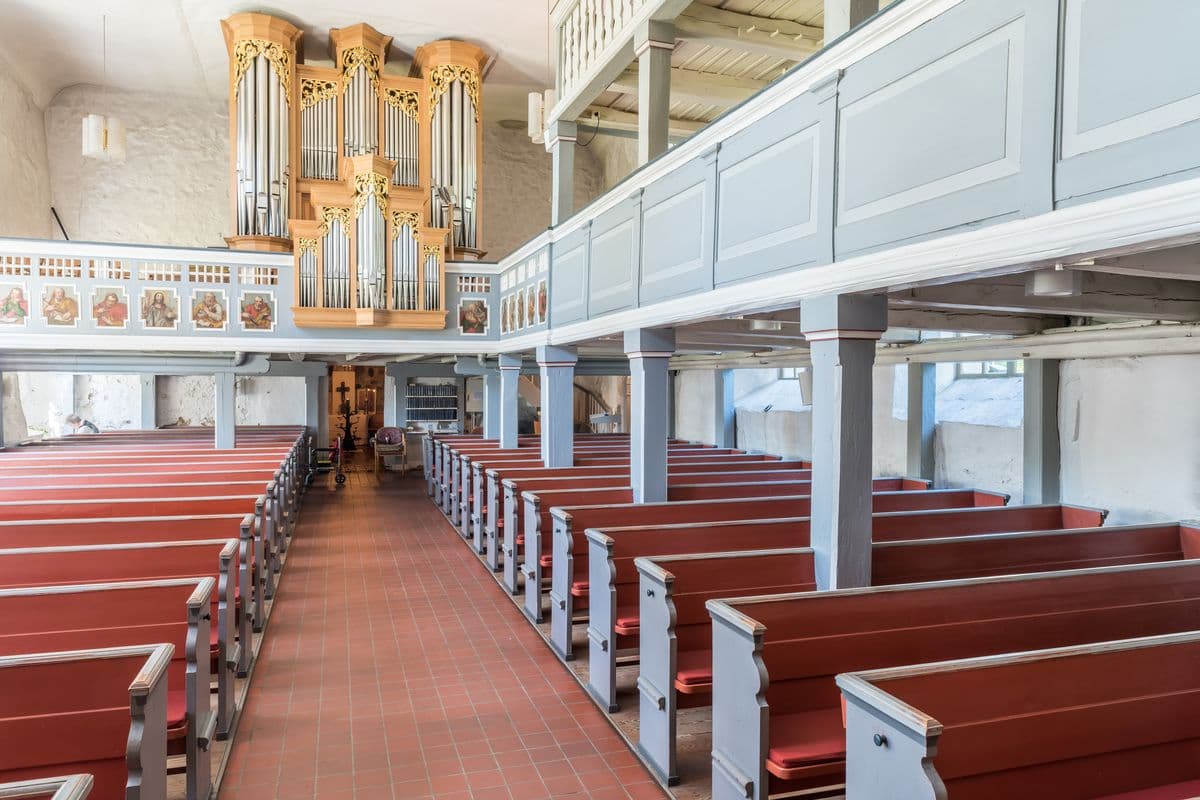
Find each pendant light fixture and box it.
[81,15,126,163]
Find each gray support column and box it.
[383,375,398,428]
[214,372,237,450]
[801,294,888,590]
[483,371,502,439]
[714,369,736,449]
[824,0,879,39]
[906,363,936,480]
[304,373,329,448]
[635,20,675,166]
[499,354,522,449]
[547,120,578,225]
[139,375,157,430]
[537,345,578,467]
[626,329,676,503]
[1023,359,1061,504]
[666,370,676,440]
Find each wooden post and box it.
[801,294,887,590]
[537,345,577,467]
[626,329,675,502]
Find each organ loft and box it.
[220,13,487,329]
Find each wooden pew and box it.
[0,513,269,651]
[633,520,1183,783]
[487,462,824,578]
[0,539,242,733]
[0,469,280,488]
[537,488,1009,654]
[0,579,218,800]
[0,644,172,800]
[483,460,819,570]
[447,442,722,527]
[838,630,1200,800]
[0,775,94,799]
[707,560,1200,800]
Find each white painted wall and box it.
[2,374,29,446]
[45,85,228,247]
[0,53,51,238]
[1060,355,1200,524]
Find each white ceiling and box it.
[0,0,554,118]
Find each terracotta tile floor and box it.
[219,470,669,799]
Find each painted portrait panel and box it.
[140,287,181,330]
[500,295,510,334]
[239,291,276,332]
[515,288,526,330]
[537,279,548,325]
[458,298,489,336]
[526,287,536,328]
[42,284,80,327]
[191,288,229,332]
[0,283,30,327]
[91,286,129,330]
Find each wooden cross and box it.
[335,381,356,451]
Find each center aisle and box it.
[219,470,669,800]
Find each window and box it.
[955,360,1024,379]
[779,367,806,380]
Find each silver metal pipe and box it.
[255,56,268,235]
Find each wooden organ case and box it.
[220,13,488,330]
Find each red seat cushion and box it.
[570,581,588,597]
[539,555,552,568]
[673,649,713,691]
[167,688,187,737]
[614,606,639,635]
[1096,781,1200,800]
[766,708,845,775]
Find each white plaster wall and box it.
[236,376,306,425]
[936,422,1023,497]
[585,135,638,194]
[0,54,51,237]
[675,368,778,445]
[44,85,228,246]
[481,122,604,261]
[17,373,73,437]
[157,376,215,427]
[75,374,142,430]
[2,374,29,445]
[1060,355,1200,523]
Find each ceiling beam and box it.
[609,66,767,108]
[579,105,705,139]
[890,273,1200,322]
[1076,245,1200,282]
[675,4,823,61]
[886,308,1056,335]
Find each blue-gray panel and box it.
[640,155,715,304]
[1056,0,1200,204]
[715,88,833,285]
[587,199,639,317]
[834,0,1058,257]
[550,229,589,326]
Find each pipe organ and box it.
[221,13,488,330]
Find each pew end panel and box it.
[1178,522,1200,559]
[0,644,173,800]
[634,555,679,785]
[708,599,772,800]
[838,630,1200,800]
[585,530,621,712]
[838,674,945,800]
[0,774,95,799]
[522,492,544,621]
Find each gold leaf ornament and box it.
[428,65,480,121]
[233,39,293,102]
[296,237,318,255]
[341,47,381,96]
[319,206,352,236]
[384,88,420,119]
[390,210,421,239]
[352,172,390,218]
[301,78,339,109]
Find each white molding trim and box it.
[634,38,676,58]
[626,350,675,359]
[0,236,293,268]
[445,262,503,276]
[803,329,886,342]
